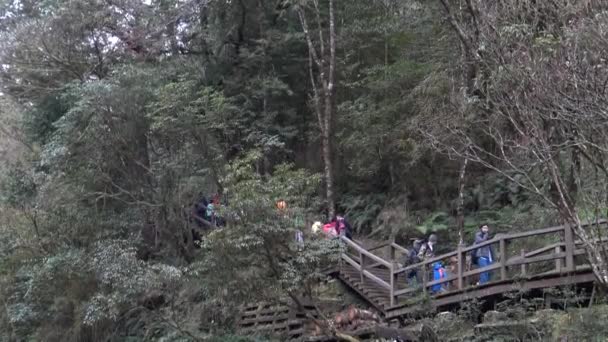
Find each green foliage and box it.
[194,152,339,305]
[1,0,603,340]
[416,211,449,234]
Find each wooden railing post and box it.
[390,263,395,307]
[564,224,575,271]
[555,246,562,272]
[520,249,526,276]
[457,244,463,290]
[422,263,428,296]
[390,241,396,262]
[360,251,365,284]
[500,238,507,280]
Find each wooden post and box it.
[390,241,396,262]
[457,244,464,290]
[564,224,575,271]
[390,263,395,307]
[500,238,507,280]
[520,249,526,276]
[555,246,562,272]
[360,252,365,284]
[422,263,428,296]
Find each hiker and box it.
[474,224,494,284]
[418,234,438,261]
[336,214,353,239]
[208,193,226,227]
[322,220,338,237]
[295,229,304,247]
[405,239,423,286]
[191,195,211,227]
[206,201,215,225]
[431,261,447,294]
[311,221,323,234]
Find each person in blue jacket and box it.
[431,261,447,294]
[474,224,494,284]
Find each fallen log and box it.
[374,324,438,342]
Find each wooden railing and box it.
[339,220,607,309]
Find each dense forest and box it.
[2,0,608,341]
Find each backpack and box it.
[407,248,420,265]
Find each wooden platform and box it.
[237,301,316,339]
[335,221,606,319]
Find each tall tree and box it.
[296,0,338,217]
[425,0,608,287]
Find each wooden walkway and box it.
[337,221,606,318]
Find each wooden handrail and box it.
[524,242,565,258]
[341,236,391,268]
[367,241,391,252]
[342,251,391,290]
[506,252,567,267]
[391,243,409,255]
[393,226,569,276]
[462,263,502,277]
[339,220,608,309]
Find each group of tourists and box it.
[403,224,495,293]
[188,194,495,294]
[191,193,226,229]
[189,194,354,247]
[311,215,353,240]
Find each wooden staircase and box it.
[338,263,393,312]
[336,221,606,318]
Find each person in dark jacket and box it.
[405,239,423,286]
[474,224,494,284]
[336,214,353,239]
[418,234,438,261]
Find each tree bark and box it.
[456,158,468,245]
[297,0,338,218]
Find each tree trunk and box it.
[325,0,337,217]
[456,158,468,245]
[322,117,335,218]
[298,0,338,218]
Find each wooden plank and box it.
[500,238,507,280]
[385,271,596,319]
[394,287,418,297]
[462,263,501,277]
[422,264,428,296]
[367,241,391,252]
[525,242,564,258]
[391,242,409,255]
[425,274,457,287]
[360,250,365,285]
[520,249,526,276]
[555,246,562,272]
[505,252,566,267]
[390,263,395,307]
[565,224,575,271]
[362,269,392,290]
[341,237,391,268]
[342,254,360,271]
[337,274,387,314]
[457,246,463,290]
[342,255,392,291]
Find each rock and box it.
[138,290,165,310]
[434,311,456,325]
[432,311,474,341]
[483,310,508,323]
[474,321,533,341]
